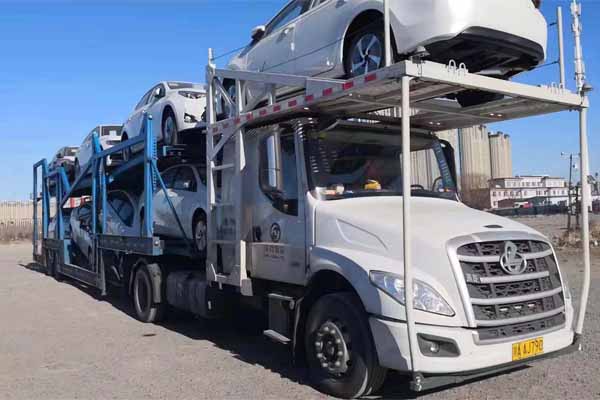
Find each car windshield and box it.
[303,122,457,201]
[101,126,122,137]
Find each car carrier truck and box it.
[33,5,592,399]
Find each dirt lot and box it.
[0,235,599,399]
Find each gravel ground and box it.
[0,238,599,400]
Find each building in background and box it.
[459,125,492,191]
[489,132,513,179]
[489,176,569,209]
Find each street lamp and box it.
[561,152,580,230]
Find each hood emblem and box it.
[500,241,527,275]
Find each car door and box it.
[244,0,311,101]
[294,0,348,76]
[170,165,198,239]
[153,166,179,236]
[251,132,306,285]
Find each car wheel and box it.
[192,213,207,259]
[305,293,387,399]
[162,110,178,146]
[121,134,131,162]
[344,26,386,78]
[74,159,81,179]
[133,262,165,323]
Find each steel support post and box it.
[557,7,566,89]
[206,48,217,276]
[384,0,392,67]
[401,76,418,375]
[33,167,38,253]
[143,115,154,238]
[576,104,591,335]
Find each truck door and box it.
[251,131,306,285]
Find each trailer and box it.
[32,12,592,400]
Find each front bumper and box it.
[391,0,547,72]
[369,314,575,377]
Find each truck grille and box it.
[457,240,565,341]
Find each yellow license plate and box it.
[512,337,544,361]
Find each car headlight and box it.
[178,90,205,100]
[369,271,455,317]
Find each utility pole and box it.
[562,152,579,231]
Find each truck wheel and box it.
[305,293,387,399]
[133,263,164,323]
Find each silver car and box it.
[74,125,122,179]
[70,191,140,264]
[121,82,206,161]
[227,0,547,107]
[139,164,208,257]
[49,146,78,178]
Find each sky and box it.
[0,0,598,200]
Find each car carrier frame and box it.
[32,5,592,394]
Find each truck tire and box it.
[304,292,387,399]
[133,262,165,323]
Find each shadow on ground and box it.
[20,261,527,399]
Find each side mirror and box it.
[251,25,266,42]
[262,132,284,196]
[154,87,164,98]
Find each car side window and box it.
[266,0,310,35]
[161,168,179,189]
[108,193,135,227]
[259,132,298,216]
[311,0,329,8]
[136,90,152,110]
[173,166,197,192]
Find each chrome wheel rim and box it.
[195,220,207,252]
[314,320,351,375]
[350,33,383,76]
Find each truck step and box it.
[263,329,291,345]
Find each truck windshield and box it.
[303,123,457,201]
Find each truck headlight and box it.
[369,271,455,317]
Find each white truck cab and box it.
[210,115,573,397]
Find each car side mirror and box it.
[251,25,266,42]
[262,132,284,196]
[154,87,164,99]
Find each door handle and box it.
[282,26,294,36]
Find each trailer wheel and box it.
[305,293,387,399]
[51,251,62,282]
[133,262,165,323]
[45,249,54,276]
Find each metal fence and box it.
[489,205,568,217]
[0,201,36,241]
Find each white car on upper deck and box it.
[121,82,206,161]
[74,125,122,179]
[227,0,547,107]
